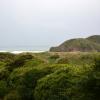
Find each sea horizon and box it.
[0,50,46,54]
[0,45,50,53]
[0,45,49,50]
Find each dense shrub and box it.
[6,54,35,71]
[0,80,8,99]
[34,67,78,100]
[0,68,10,80]
[8,54,33,67]
[4,91,21,100]
[49,54,59,59]
[7,66,53,100]
[0,52,99,100]
[80,56,100,100]
[56,57,69,64]
[94,56,100,70]
[0,53,15,62]
[0,62,10,80]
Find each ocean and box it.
[0,45,50,53]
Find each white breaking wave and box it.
[0,51,45,54]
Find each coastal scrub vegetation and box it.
[0,52,100,100]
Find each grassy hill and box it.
[50,35,100,52]
[87,35,100,44]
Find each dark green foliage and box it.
[6,53,44,71]
[8,54,33,67]
[0,52,100,100]
[7,66,53,100]
[49,54,59,59]
[4,91,21,100]
[94,56,100,70]
[0,80,8,99]
[0,53,15,62]
[34,68,70,100]
[80,57,100,100]
[0,68,10,80]
[0,62,10,80]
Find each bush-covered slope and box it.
[87,35,100,44]
[50,35,100,52]
[0,52,100,100]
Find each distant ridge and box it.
[50,35,100,52]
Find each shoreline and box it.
[0,50,46,54]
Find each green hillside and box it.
[50,35,100,52]
[87,35,100,44]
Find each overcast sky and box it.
[0,0,100,48]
